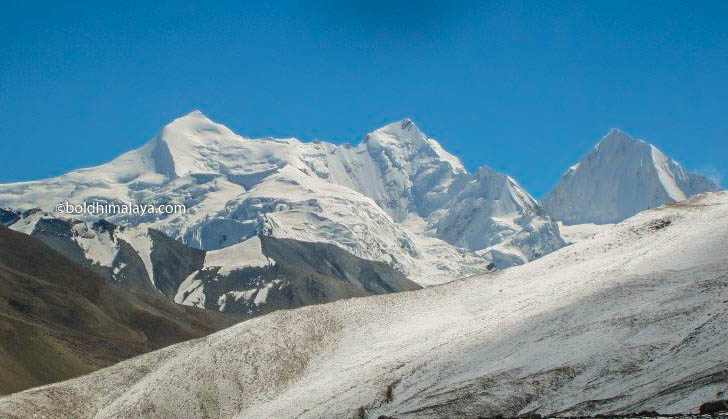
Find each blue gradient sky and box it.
[1,1,726,196]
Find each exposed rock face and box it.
[699,399,728,415]
[5,209,419,318]
[8,211,156,293]
[176,235,420,316]
[148,228,205,298]
[0,208,19,226]
[543,129,721,225]
[260,236,419,294]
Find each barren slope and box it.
[1,192,727,417]
[0,227,237,395]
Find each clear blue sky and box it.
[1,1,726,196]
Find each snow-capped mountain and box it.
[2,112,727,416]
[0,112,564,288]
[543,129,721,225]
[432,165,565,267]
[3,191,726,418]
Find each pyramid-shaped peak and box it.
[399,118,416,130]
[185,109,208,118]
[606,127,630,137]
[364,118,430,150]
[544,129,720,225]
[166,110,214,127]
[364,118,466,174]
[601,128,632,143]
[596,128,649,151]
[474,166,532,201]
[160,110,236,141]
[372,118,423,137]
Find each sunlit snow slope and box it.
[2,192,726,418]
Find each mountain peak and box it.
[544,130,720,225]
[606,127,629,137]
[149,111,241,178]
[368,118,426,142]
[399,118,416,130]
[163,110,216,131]
[160,110,236,141]
[185,109,208,118]
[596,128,645,149]
[473,165,537,209]
[364,119,466,177]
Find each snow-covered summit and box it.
[597,127,644,148]
[432,165,565,267]
[367,118,424,142]
[543,129,721,225]
[0,112,565,285]
[473,166,539,214]
[365,118,466,174]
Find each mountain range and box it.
[0,112,725,416]
[0,113,720,319]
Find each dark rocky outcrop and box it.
[181,235,421,317]
[149,228,205,297]
[260,236,420,294]
[0,208,19,226]
[700,399,728,415]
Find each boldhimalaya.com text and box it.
[55,201,186,216]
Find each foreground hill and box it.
[0,226,236,395]
[2,192,726,417]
